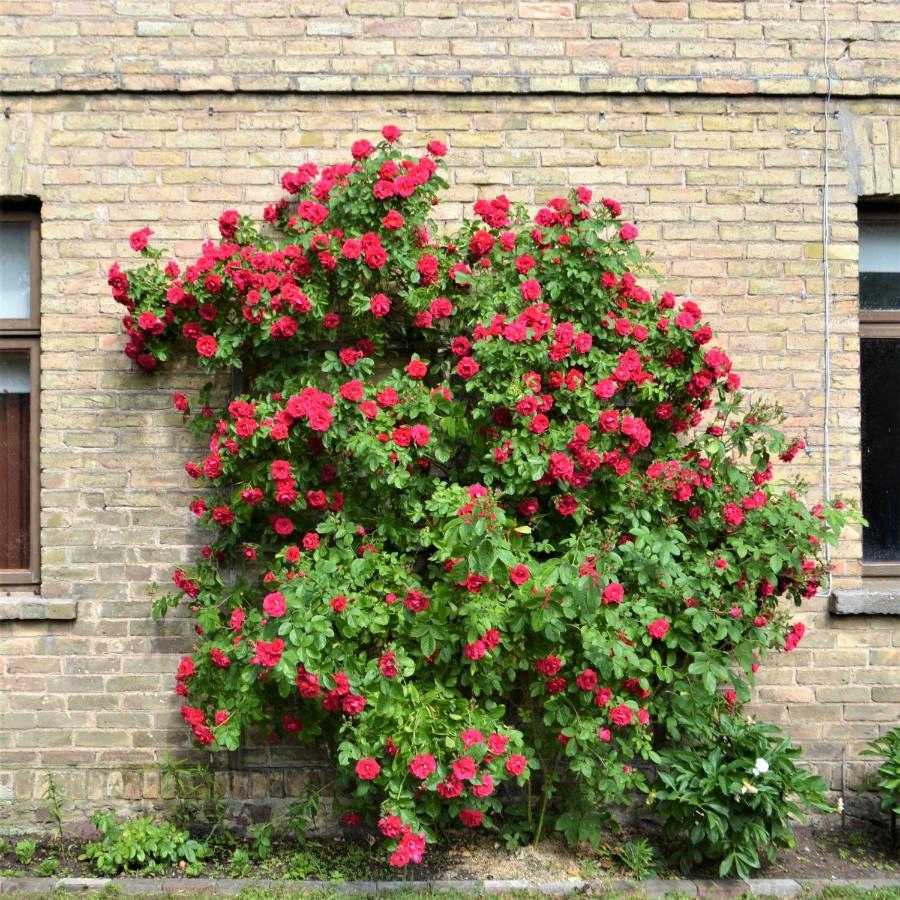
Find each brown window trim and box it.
[858,200,900,579]
[1,203,40,589]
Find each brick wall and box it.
[1,0,899,828]
[1,0,899,95]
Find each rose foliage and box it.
[110,127,854,863]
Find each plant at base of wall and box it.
[109,127,857,868]
[862,727,900,841]
[80,810,210,876]
[650,714,832,879]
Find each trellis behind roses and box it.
[110,126,854,863]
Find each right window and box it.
[858,199,900,575]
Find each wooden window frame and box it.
[0,205,40,589]
[858,200,900,578]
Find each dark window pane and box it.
[860,272,900,310]
[861,338,900,561]
[0,351,30,570]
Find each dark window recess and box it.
[858,200,900,574]
[860,272,900,310]
[860,338,900,561]
[0,390,30,570]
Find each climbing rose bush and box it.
[110,127,853,863]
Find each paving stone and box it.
[744,879,803,897]
[695,879,749,897]
[642,879,698,896]
[535,881,589,894]
[54,878,112,892]
[2,880,57,895]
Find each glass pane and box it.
[861,339,900,561]
[0,222,32,320]
[859,221,900,273]
[860,272,900,310]
[0,351,31,570]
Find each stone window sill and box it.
[0,592,77,620]
[830,580,900,615]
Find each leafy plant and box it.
[110,127,856,868]
[249,822,273,861]
[14,839,36,866]
[158,756,230,843]
[285,847,325,879]
[284,782,323,844]
[862,728,900,819]
[34,856,60,876]
[228,846,253,877]
[616,838,657,879]
[42,772,67,848]
[80,810,210,875]
[651,715,833,879]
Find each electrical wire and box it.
[816,0,835,598]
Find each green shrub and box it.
[862,727,900,818]
[80,810,210,875]
[651,715,832,879]
[112,127,856,867]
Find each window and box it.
[0,202,40,588]
[858,199,900,577]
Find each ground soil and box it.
[1,819,896,883]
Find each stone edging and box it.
[2,875,900,895]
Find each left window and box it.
[0,203,40,589]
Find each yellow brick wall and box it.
[0,89,898,821]
[0,0,898,96]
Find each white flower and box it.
[740,779,759,796]
[751,757,769,777]
[837,797,844,813]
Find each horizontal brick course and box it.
[1,1,900,96]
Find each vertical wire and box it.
[817,0,835,597]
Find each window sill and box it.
[830,581,900,615]
[0,594,77,621]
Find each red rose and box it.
[576,668,598,691]
[381,124,401,143]
[509,564,530,586]
[196,335,218,358]
[452,756,477,781]
[252,638,285,668]
[383,210,404,230]
[609,704,634,727]
[406,359,427,379]
[602,582,624,605]
[459,808,483,828]
[370,293,391,317]
[129,227,153,251]
[351,139,374,160]
[417,254,439,285]
[218,209,239,238]
[427,139,447,157]
[647,618,670,639]
[409,754,437,779]
[263,591,286,617]
[456,357,479,380]
[505,754,527,776]
[723,503,745,527]
[355,757,381,780]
